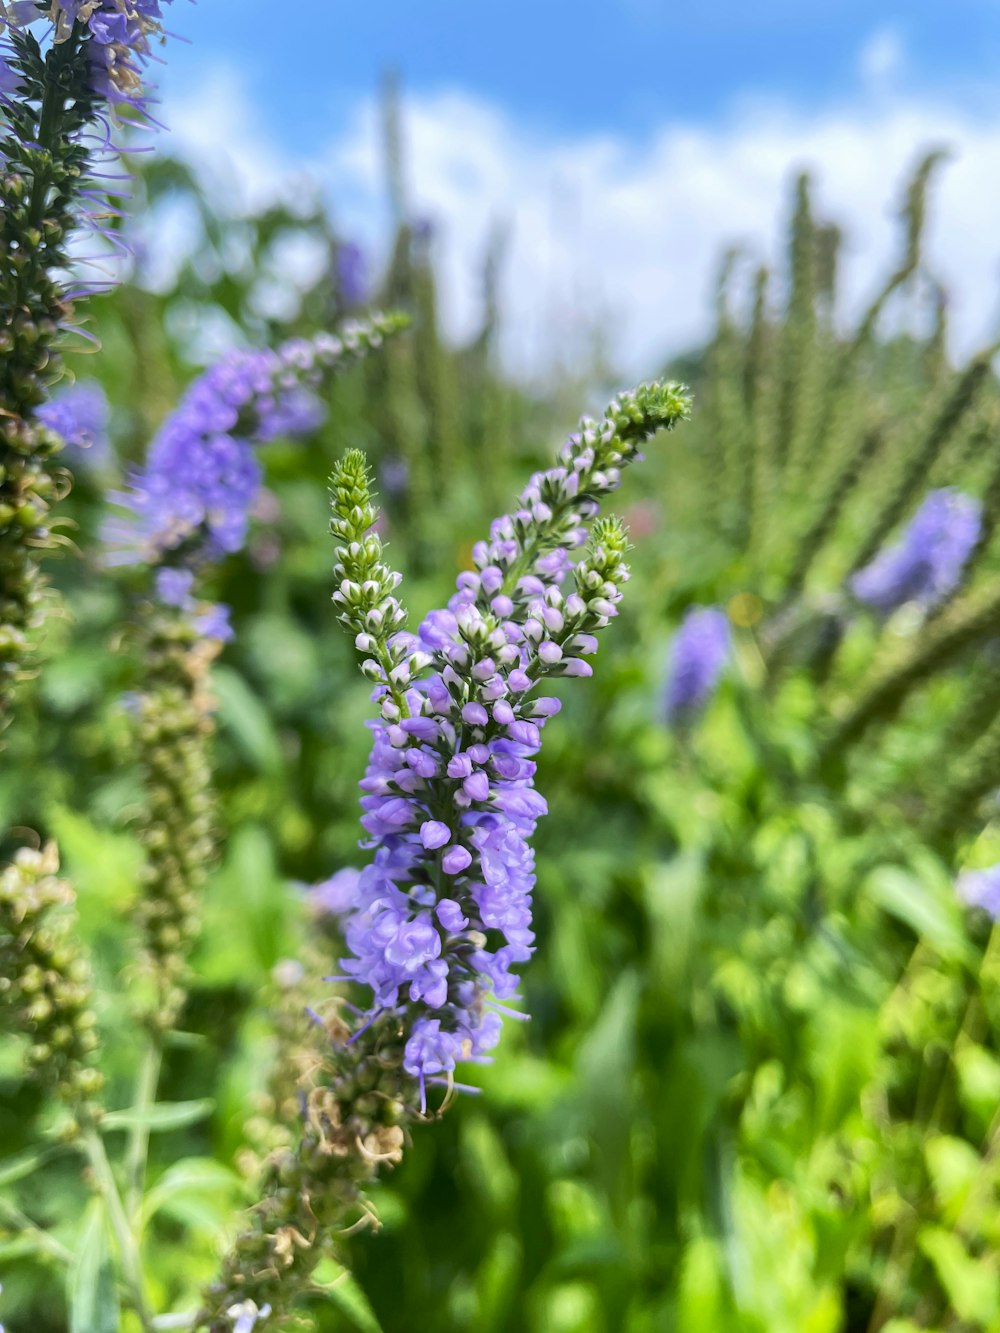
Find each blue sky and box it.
[167,1,997,145]
[157,3,1000,378]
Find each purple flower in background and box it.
[956,864,1000,920]
[36,382,110,466]
[380,456,409,497]
[336,241,368,308]
[152,567,232,644]
[664,606,731,723]
[851,488,982,614]
[106,341,331,567]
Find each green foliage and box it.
[6,130,1000,1333]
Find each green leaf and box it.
[213,666,284,775]
[47,806,144,917]
[925,1135,981,1221]
[576,970,640,1210]
[312,1259,386,1333]
[68,1198,120,1333]
[139,1157,248,1235]
[864,865,970,961]
[101,1098,214,1132]
[956,1044,1000,1126]
[643,852,706,1004]
[918,1225,999,1324]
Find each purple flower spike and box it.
[326,381,691,1106]
[664,606,731,724]
[851,488,982,614]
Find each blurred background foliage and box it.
[4,91,1000,1333]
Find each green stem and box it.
[125,1037,163,1221]
[82,1125,155,1333]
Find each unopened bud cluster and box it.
[131,605,220,1027]
[329,448,427,713]
[0,843,103,1109]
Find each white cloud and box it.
[160,62,1000,382]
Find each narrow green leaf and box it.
[139,1157,248,1234]
[313,1260,386,1333]
[101,1098,214,1132]
[68,1198,120,1333]
[212,666,284,775]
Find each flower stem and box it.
[81,1124,156,1333]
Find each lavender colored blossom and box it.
[336,241,368,308]
[850,488,982,614]
[327,381,691,1108]
[312,867,361,916]
[226,1300,272,1333]
[0,49,20,96]
[956,863,1000,920]
[152,567,232,644]
[36,382,110,466]
[2,1,178,113]
[664,605,731,723]
[106,341,331,567]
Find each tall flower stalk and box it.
[113,315,407,1250]
[199,380,691,1328]
[0,1,179,720]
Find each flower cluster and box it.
[850,488,981,614]
[110,317,403,570]
[327,382,691,1107]
[106,313,406,640]
[1,1,177,113]
[664,604,731,724]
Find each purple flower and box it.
[312,868,362,916]
[664,606,731,723]
[107,342,330,567]
[2,2,181,114]
[420,821,451,850]
[851,489,982,614]
[325,382,687,1109]
[36,382,110,466]
[956,864,1000,920]
[152,567,231,644]
[336,240,368,308]
[0,47,22,96]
